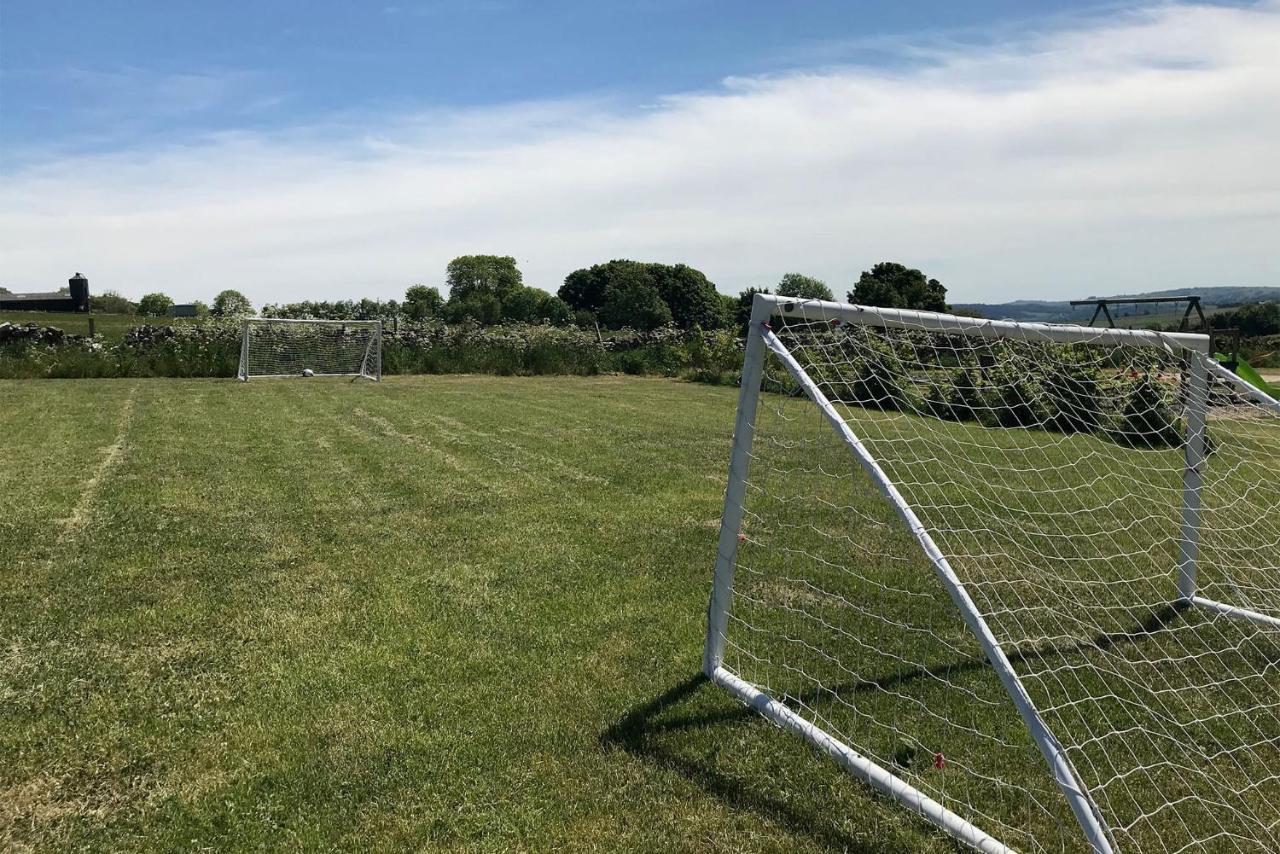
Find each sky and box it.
[1,0,1277,306]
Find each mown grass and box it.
[6,373,1275,852]
[0,375,952,853]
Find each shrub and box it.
[925,368,985,422]
[1118,375,1183,449]
[850,345,911,411]
[1043,360,1103,434]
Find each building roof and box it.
[0,291,72,301]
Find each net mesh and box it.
[239,319,380,380]
[717,304,1280,852]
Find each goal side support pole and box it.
[1205,357,1280,415]
[237,319,251,381]
[1178,354,1208,601]
[703,296,772,676]
[757,323,1116,854]
[1183,355,1280,628]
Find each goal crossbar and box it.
[704,294,1280,853]
[765,296,1211,354]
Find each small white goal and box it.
[237,318,382,381]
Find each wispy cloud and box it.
[2,2,1277,303]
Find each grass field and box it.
[1,375,955,853]
[0,311,195,340]
[5,371,1278,852]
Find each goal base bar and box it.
[1190,596,1280,630]
[709,665,1015,854]
[237,372,378,381]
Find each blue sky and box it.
[1,1,1277,304]
[4,0,1105,156]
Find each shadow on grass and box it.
[601,672,894,853]
[601,604,1188,851]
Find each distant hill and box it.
[954,286,1280,324]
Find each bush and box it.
[1043,360,1103,434]
[850,346,911,411]
[92,290,138,314]
[925,368,985,422]
[985,360,1044,428]
[1118,375,1183,449]
[138,293,174,317]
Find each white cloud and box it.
[2,2,1277,304]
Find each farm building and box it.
[0,273,90,313]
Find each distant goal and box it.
[237,318,382,381]
[705,293,1280,852]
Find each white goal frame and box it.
[237,317,382,381]
[703,293,1280,853]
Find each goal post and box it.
[237,318,382,381]
[705,293,1280,852]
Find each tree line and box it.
[94,256,954,330]
[94,289,254,318]
[281,256,950,331]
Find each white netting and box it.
[714,302,1280,852]
[239,319,381,380]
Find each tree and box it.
[444,292,502,325]
[192,300,210,317]
[404,284,444,320]
[92,290,137,314]
[446,255,522,303]
[1212,302,1280,337]
[559,259,722,330]
[138,292,174,316]
[560,265,613,314]
[849,262,947,312]
[0,286,10,295]
[598,270,672,330]
[649,263,723,330]
[500,287,573,325]
[732,287,771,332]
[776,273,833,301]
[540,294,573,326]
[212,289,254,317]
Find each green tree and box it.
[212,289,254,317]
[647,263,723,329]
[91,290,137,314]
[500,286,572,325]
[538,293,573,326]
[776,272,833,301]
[598,270,672,330]
[444,292,502,325]
[559,265,614,314]
[1213,302,1280,337]
[446,255,522,303]
[733,287,771,332]
[138,292,174,316]
[191,300,210,317]
[559,259,721,330]
[849,262,947,312]
[404,284,444,320]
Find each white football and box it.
[302,368,315,377]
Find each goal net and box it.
[705,294,1280,853]
[237,318,382,381]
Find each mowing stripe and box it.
[57,384,137,543]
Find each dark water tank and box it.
[69,272,90,312]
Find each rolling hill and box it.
[954,286,1280,324]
